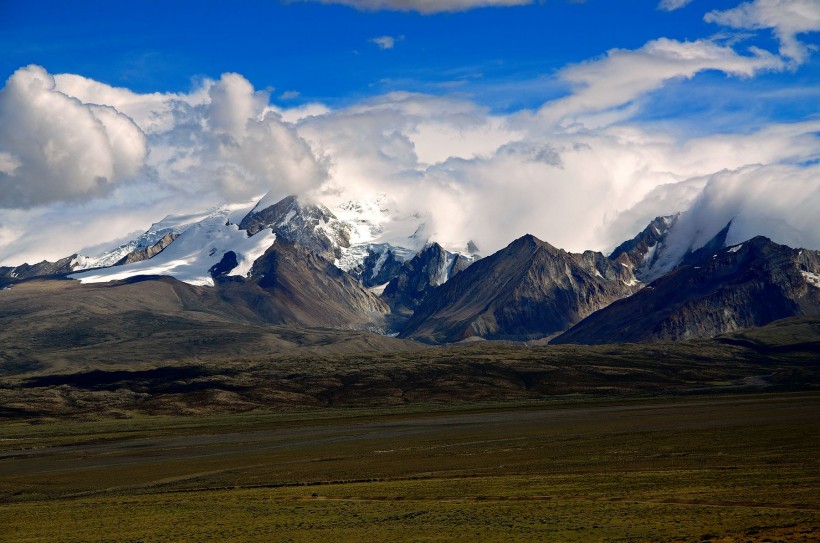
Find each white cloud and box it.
[53,73,209,134]
[706,0,820,63]
[371,35,397,49]
[658,0,695,11]
[539,38,784,127]
[153,72,327,202]
[640,163,820,276]
[0,65,147,209]
[290,83,820,257]
[53,70,328,203]
[0,67,328,264]
[311,0,531,14]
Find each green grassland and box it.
[1,316,818,540]
[2,393,818,542]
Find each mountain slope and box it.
[217,240,389,329]
[400,234,639,343]
[346,243,413,288]
[0,277,416,376]
[553,236,820,344]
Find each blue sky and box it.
[2,0,805,111]
[1,0,819,265]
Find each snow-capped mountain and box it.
[72,206,276,286]
[239,194,352,261]
[5,197,819,345]
[66,192,443,289]
[71,209,239,271]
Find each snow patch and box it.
[728,244,744,253]
[279,209,297,226]
[371,248,390,280]
[369,282,390,296]
[803,271,820,288]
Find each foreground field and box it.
[1,393,818,542]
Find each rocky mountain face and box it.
[609,214,678,281]
[216,240,389,330]
[346,244,409,288]
[382,243,476,314]
[0,255,78,288]
[553,236,820,344]
[115,233,179,266]
[239,195,352,261]
[399,234,640,343]
[6,193,820,346]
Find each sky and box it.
[1,0,819,265]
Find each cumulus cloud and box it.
[53,73,209,134]
[539,38,784,127]
[310,0,531,14]
[658,0,695,11]
[0,65,147,208]
[706,0,820,63]
[146,72,327,202]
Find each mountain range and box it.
[2,192,819,346]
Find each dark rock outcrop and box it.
[115,233,179,266]
[0,255,77,287]
[209,251,239,279]
[553,236,820,344]
[348,244,407,288]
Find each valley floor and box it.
[1,392,818,542]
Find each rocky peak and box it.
[239,195,352,261]
[400,234,640,343]
[381,242,477,315]
[554,236,820,344]
[609,214,679,282]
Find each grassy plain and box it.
[2,393,818,542]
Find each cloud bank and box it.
[1,0,819,266]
